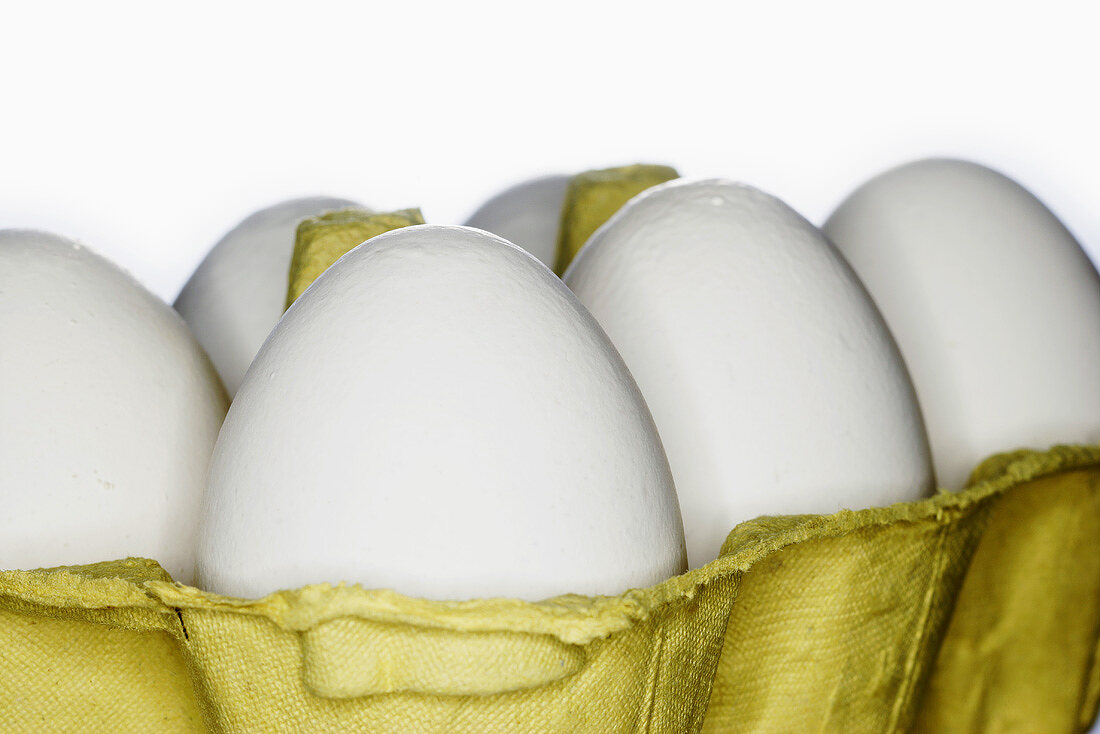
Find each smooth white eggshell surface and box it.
[0,230,228,583]
[464,175,568,269]
[564,179,935,568]
[196,224,686,601]
[175,196,363,397]
[824,158,1100,488]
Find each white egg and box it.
[564,179,934,568]
[175,197,363,397]
[464,175,568,269]
[824,159,1100,488]
[196,224,686,600]
[0,230,228,583]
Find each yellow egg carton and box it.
[2,444,1098,733]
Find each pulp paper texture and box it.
[2,446,1098,732]
[286,208,425,308]
[554,164,678,274]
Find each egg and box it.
[196,224,686,600]
[824,159,1100,488]
[0,230,228,583]
[464,175,568,269]
[564,179,934,568]
[175,196,363,397]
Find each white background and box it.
[2,1,1098,304]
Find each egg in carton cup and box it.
[2,170,1099,733]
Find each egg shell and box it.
[175,197,363,396]
[564,179,935,568]
[196,224,686,601]
[464,175,568,269]
[0,230,228,583]
[824,159,1100,488]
